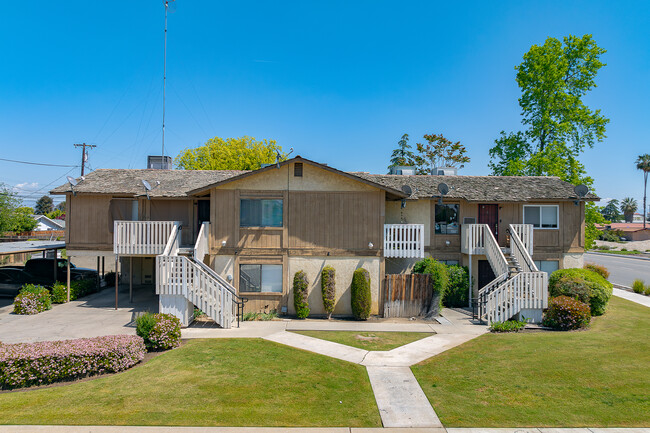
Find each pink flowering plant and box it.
[542,295,591,330]
[136,313,181,351]
[0,335,145,389]
[13,284,51,315]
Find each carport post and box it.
[129,257,133,303]
[67,258,71,302]
[102,256,105,278]
[115,255,119,310]
[52,249,57,285]
[96,256,100,292]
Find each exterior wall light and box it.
[368,242,374,249]
[221,240,227,247]
[445,240,451,246]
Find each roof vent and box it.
[389,166,416,175]
[434,167,457,176]
[294,162,303,177]
[147,155,173,170]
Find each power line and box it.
[0,157,79,168]
[73,143,96,176]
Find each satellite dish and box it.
[437,183,449,196]
[142,180,152,191]
[574,184,589,198]
[401,185,412,196]
[66,176,78,187]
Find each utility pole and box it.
[73,143,96,176]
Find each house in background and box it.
[632,213,645,224]
[32,214,65,231]
[51,156,596,327]
[596,223,650,242]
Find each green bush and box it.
[543,296,591,330]
[321,266,336,319]
[549,268,613,316]
[444,265,469,308]
[489,319,527,333]
[50,282,68,304]
[583,263,610,280]
[293,271,309,319]
[136,312,181,351]
[242,310,278,321]
[644,286,650,296]
[632,279,645,294]
[413,258,449,311]
[70,279,97,299]
[104,272,116,287]
[13,285,52,315]
[351,268,371,320]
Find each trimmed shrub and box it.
[644,286,650,296]
[444,265,469,308]
[543,296,591,330]
[293,271,309,319]
[413,258,449,311]
[13,285,51,315]
[351,268,371,320]
[50,282,68,304]
[71,279,97,299]
[632,279,645,294]
[583,263,610,280]
[0,335,145,389]
[321,266,336,319]
[549,268,613,316]
[489,319,527,333]
[104,271,116,287]
[136,312,181,351]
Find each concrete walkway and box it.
[613,288,650,308]
[262,309,489,428]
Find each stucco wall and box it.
[287,256,381,316]
[210,255,236,283]
[385,200,431,247]
[562,252,584,269]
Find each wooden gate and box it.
[382,274,437,318]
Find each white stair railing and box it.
[384,224,425,258]
[114,221,178,255]
[194,221,209,263]
[484,271,548,323]
[508,224,538,273]
[509,224,533,255]
[482,225,509,278]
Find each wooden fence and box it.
[382,274,440,318]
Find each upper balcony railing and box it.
[113,220,180,256]
[384,224,425,258]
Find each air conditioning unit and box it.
[434,167,458,176]
[147,155,173,170]
[389,166,416,175]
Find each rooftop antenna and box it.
[162,0,176,160]
[276,147,294,169]
[67,176,78,196]
[573,184,589,206]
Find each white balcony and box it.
[113,221,180,256]
[384,224,425,258]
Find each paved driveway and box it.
[0,286,158,344]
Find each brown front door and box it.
[478,204,498,239]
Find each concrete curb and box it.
[585,251,650,261]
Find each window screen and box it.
[524,205,558,229]
[239,264,283,293]
[240,199,283,227]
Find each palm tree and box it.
[620,197,638,223]
[636,154,650,228]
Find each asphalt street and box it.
[584,252,650,287]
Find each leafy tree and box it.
[388,134,415,170]
[601,199,621,222]
[175,136,284,170]
[585,202,606,250]
[0,184,19,234]
[489,34,608,183]
[11,206,38,232]
[620,197,638,223]
[414,133,470,175]
[34,195,54,215]
[55,201,66,212]
[47,209,65,220]
[636,154,650,228]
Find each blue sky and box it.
[1,1,648,209]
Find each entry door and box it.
[478,260,496,290]
[197,200,210,234]
[478,204,498,239]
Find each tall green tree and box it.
[55,201,66,212]
[388,134,415,170]
[414,133,470,175]
[11,206,38,232]
[601,199,621,222]
[489,34,609,183]
[0,184,19,234]
[175,136,284,170]
[620,197,638,223]
[636,154,650,228]
[34,195,54,215]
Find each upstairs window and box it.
[435,204,459,234]
[240,199,283,227]
[524,205,559,229]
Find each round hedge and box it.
[543,295,591,330]
[548,268,612,316]
[351,268,371,320]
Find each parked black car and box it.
[23,258,98,283]
[0,268,50,297]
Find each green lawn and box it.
[0,339,380,427]
[291,330,434,351]
[412,296,650,427]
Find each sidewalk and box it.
[613,288,650,308]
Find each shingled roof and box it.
[353,174,599,202]
[50,169,246,198]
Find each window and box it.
[534,260,559,275]
[524,205,559,229]
[294,162,303,177]
[435,204,459,234]
[240,199,283,227]
[239,264,283,293]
